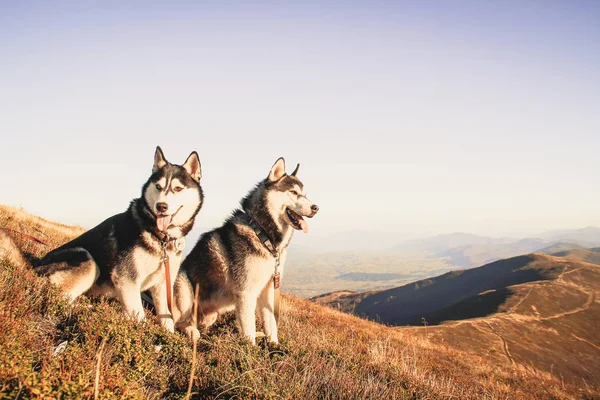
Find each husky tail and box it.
[0,229,32,269]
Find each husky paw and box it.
[184,326,201,343]
[160,318,175,333]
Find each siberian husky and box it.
[174,157,318,344]
[35,146,203,331]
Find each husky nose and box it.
[156,202,168,213]
[311,204,319,213]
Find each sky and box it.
[1,0,599,243]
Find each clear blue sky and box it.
[1,1,599,240]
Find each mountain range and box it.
[392,228,600,268]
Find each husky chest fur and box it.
[36,147,203,331]
[175,157,319,344]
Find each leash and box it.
[273,253,281,325]
[155,232,184,321]
[160,238,174,320]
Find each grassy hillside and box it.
[0,206,594,399]
[315,252,600,392]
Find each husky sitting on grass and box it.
[175,157,319,344]
[35,147,203,332]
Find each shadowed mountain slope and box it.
[317,254,564,325]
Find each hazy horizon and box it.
[2,1,599,241]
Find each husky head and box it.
[243,158,319,235]
[142,146,203,233]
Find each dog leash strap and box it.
[273,252,281,323]
[274,284,281,324]
[161,241,174,320]
[164,257,173,318]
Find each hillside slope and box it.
[0,206,594,399]
[315,253,600,389]
[405,258,600,390]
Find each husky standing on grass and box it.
[174,157,319,344]
[35,146,203,332]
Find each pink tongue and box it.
[299,219,309,234]
[156,215,172,232]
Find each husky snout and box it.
[156,202,168,213]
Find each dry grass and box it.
[0,206,589,399]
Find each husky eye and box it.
[290,190,299,196]
[174,186,183,193]
[155,184,162,191]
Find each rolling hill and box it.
[3,205,592,398]
[550,247,600,265]
[539,242,586,254]
[314,252,600,389]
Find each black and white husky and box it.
[35,147,203,332]
[174,158,319,344]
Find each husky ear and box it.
[183,151,202,182]
[153,146,168,173]
[291,163,300,177]
[268,157,286,182]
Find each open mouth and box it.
[155,206,183,232]
[286,208,308,233]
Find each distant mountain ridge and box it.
[393,232,507,254]
[391,228,600,268]
[540,226,600,245]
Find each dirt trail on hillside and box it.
[484,321,515,365]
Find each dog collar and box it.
[239,212,278,257]
[150,228,183,248]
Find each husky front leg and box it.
[257,280,278,343]
[115,283,146,321]
[173,272,201,342]
[149,282,175,332]
[235,293,257,344]
[150,254,180,332]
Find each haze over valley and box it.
[281,226,600,297]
